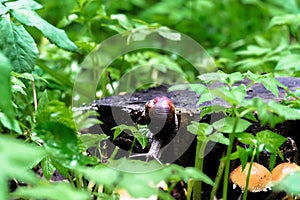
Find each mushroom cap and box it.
[271,162,300,182]
[230,162,271,192]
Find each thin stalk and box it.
[222,116,239,200]
[210,152,226,200]
[32,80,37,112]
[186,179,194,200]
[192,138,206,200]
[242,146,257,200]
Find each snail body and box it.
[131,96,179,163]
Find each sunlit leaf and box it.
[11,9,78,52]
[0,15,38,72]
[213,117,251,133]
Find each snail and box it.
[131,96,179,164]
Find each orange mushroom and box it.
[230,162,272,192]
[271,162,300,182]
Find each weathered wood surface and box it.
[87,77,300,200]
[89,77,300,158]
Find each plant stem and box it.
[222,117,239,200]
[242,146,257,200]
[210,152,226,200]
[186,179,193,200]
[192,138,206,200]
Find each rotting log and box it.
[83,77,300,200]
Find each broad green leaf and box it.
[79,133,109,149]
[76,165,119,188]
[11,9,78,52]
[260,76,279,97]
[198,72,227,84]
[225,72,244,86]
[0,15,38,72]
[207,132,229,145]
[212,117,252,134]
[269,14,300,29]
[275,54,300,73]
[256,130,287,153]
[273,171,300,195]
[198,90,216,105]
[212,84,246,106]
[237,146,250,170]
[187,122,213,141]
[0,135,45,199]
[35,121,97,168]
[112,124,137,140]
[0,112,21,134]
[235,132,256,146]
[268,100,300,120]
[0,52,15,122]
[12,182,89,200]
[36,100,75,129]
[41,156,55,180]
[236,45,270,56]
[199,105,227,119]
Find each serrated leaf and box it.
[11,9,78,52]
[0,15,38,72]
[268,100,300,120]
[41,156,55,180]
[256,130,287,153]
[212,117,252,134]
[260,76,279,97]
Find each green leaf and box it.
[0,15,38,72]
[76,165,119,188]
[256,130,287,153]
[237,146,251,170]
[212,84,246,105]
[0,135,45,199]
[11,182,90,200]
[41,156,55,180]
[11,9,78,52]
[79,133,109,149]
[268,100,300,120]
[0,112,21,134]
[35,121,97,168]
[198,72,228,84]
[273,170,300,196]
[275,54,300,72]
[111,14,133,30]
[207,132,229,145]
[235,132,256,146]
[5,0,42,10]
[212,117,252,134]
[157,27,181,41]
[187,122,213,141]
[0,52,15,123]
